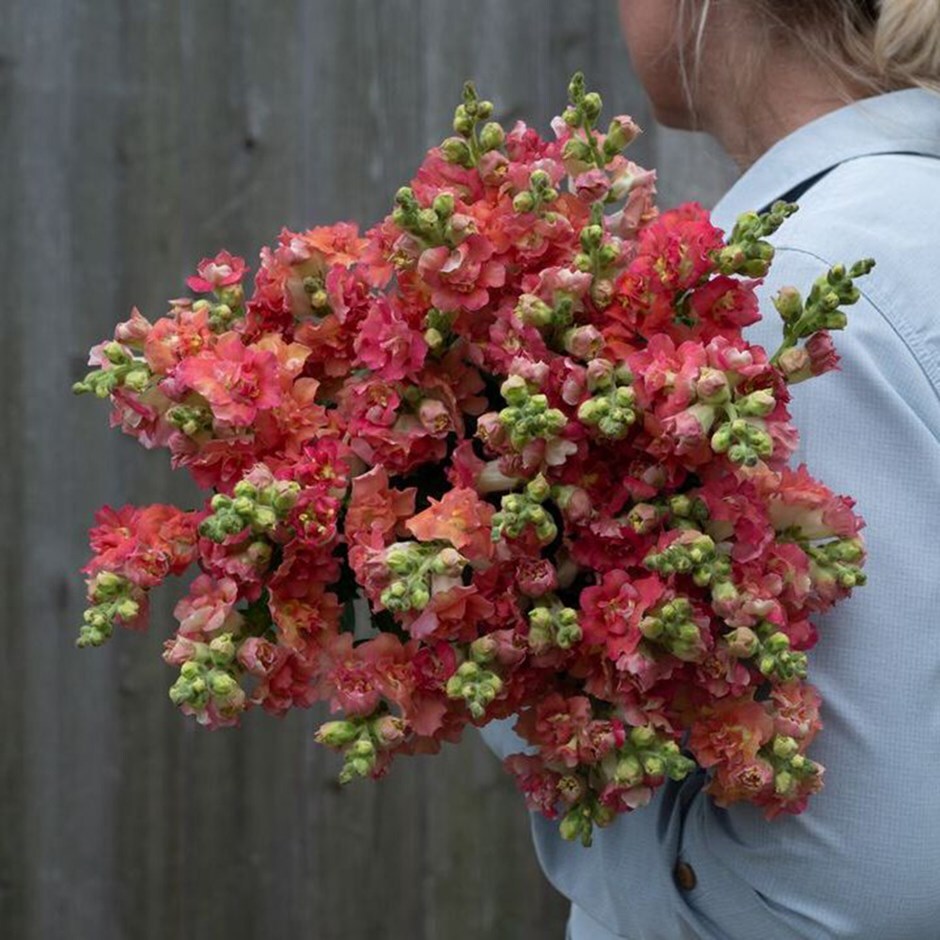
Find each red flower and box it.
[770,681,823,746]
[405,487,495,562]
[354,296,428,381]
[175,333,281,426]
[688,697,774,768]
[405,584,495,643]
[186,250,248,293]
[237,636,289,678]
[144,306,215,375]
[580,570,665,661]
[517,693,625,769]
[504,753,563,819]
[417,234,506,312]
[173,574,242,638]
[767,463,865,540]
[685,275,762,340]
[84,504,200,588]
[708,756,775,807]
[345,465,417,545]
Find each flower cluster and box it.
[74,75,872,844]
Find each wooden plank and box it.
[0,0,32,932]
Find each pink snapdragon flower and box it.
[354,296,428,381]
[417,234,506,311]
[175,332,281,426]
[173,574,242,638]
[580,570,665,661]
[405,487,495,562]
[186,250,248,293]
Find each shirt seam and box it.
[772,244,940,405]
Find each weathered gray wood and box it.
[0,2,738,938]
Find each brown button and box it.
[674,860,697,891]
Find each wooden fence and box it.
[0,2,736,937]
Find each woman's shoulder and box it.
[763,153,940,398]
[772,152,940,277]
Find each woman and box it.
[481,2,940,937]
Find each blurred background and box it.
[0,2,736,938]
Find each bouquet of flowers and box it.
[74,74,872,846]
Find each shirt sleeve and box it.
[479,246,940,940]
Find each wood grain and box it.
[0,2,737,938]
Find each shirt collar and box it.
[711,88,940,231]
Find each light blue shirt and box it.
[479,88,940,940]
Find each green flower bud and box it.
[168,680,193,706]
[642,755,664,776]
[350,737,376,760]
[580,224,604,251]
[615,755,643,786]
[559,806,589,844]
[209,633,236,665]
[385,549,414,575]
[453,106,474,136]
[711,424,732,453]
[457,661,480,679]
[180,661,202,681]
[525,474,551,503]
[209,672,238,697]
[114,598,139,621]
[573,252,593,272]
[424,326,444,350]
[124,368,150,392]
[563,138,592,163]
[103,341,128,365]
[432,192,455,218]
[736,389,776,417]
[605,115,640,152]
[470,635,498,663]
[555,620,582,649]
[252,506,278,530]
[234,481,258,501]
[773,735,799,759]
[724,626,758,657]
[764,631,791,654]
[577,398,606,425]
[338,757,372,784]
[582,92,602,120]
[677,623,700,644]
[440,137,473,166]
[479,122,505,152]
[500,374,530,406]
[773,286,803,322]
[640,616,663,640]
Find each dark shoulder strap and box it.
[767,150,940,212]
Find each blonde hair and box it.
[680,0,940,98]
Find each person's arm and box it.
[478,716,706,939]
[482,248,940,939]
[671,247,940,939]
